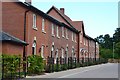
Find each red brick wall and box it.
[47,20,78,58]
[2,2,49,58]
[48,9,70,27]
[2,2,27,41]
[1,42,23,56]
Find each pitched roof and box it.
[47,6,97,42]
[72,21,85,35]
[17,2,79,33]
[0,31,28,45]
[72,21,96,42]
[47,6,78,31]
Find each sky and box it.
[19,0,118,38]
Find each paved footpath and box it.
[26,63,119,79]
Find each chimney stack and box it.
[60,8,64,14]
[25,0,31,4]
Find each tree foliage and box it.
[96,28,120,59]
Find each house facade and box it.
[2,0,99,62]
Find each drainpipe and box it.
[23,10,30,58]
[77,31,80,63]
[23,10,30,77]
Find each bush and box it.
[27,55,44,75]
[2,54,21,79]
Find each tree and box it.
[115,42,120,58]
[96,28,120,59]
[103,34,113,49]
[113,28,120,43]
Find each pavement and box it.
[25,63,119,79]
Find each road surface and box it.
[26,63,119,79]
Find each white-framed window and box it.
[62,27,65,38]
[72,32,74,41]
[42,18,46,33]
[41,45,44,58]
[80,33,82,43]
[55,49,58,59]
[54,49,58,64]
[89,40,91,47]
[33,14,37,29]
[61,48,64,58]
[56,26,60,38]
[66,29,69,39]
[86,39,88,46]
[74,34,76,42]
[51,42,54,57]
[84,38,86,45]
[32,40,36,55]
[66,46,68,59]
[72,46,74,57]
[52,24,55,36]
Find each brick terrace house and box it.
[47,6,99,61]
[2,0,99,62]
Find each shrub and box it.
[2,54,21,79]
[27,55,44,75]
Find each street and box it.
[26,63,119,79]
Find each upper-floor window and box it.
[56,26,60,38]
[66,29,69,39]
[84,38,86,45]
[62,27,65,38]
[86,39,88,46]
[74,34,76,42]
[52,24,55,37]
[33,14,37,29]
[89,40,91,47]
[80,33,82,43]
[93,42,95,47]
[42,18,46,33]
[72,32,74,41]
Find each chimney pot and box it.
[60,8,64,14]
[25,0,31,4]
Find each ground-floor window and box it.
[51,42,54,58]
[54,49,58,64]
[41,45,44,58]
[61,48,64,58]
[32,40,36,55]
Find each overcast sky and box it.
[19,0,118,38]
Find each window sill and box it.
[52,34,55,37]
[62,35,65,38]
[57,36,60,39]
[66,37,69,40]
[42,31,46,34]
[33,27,38,31]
